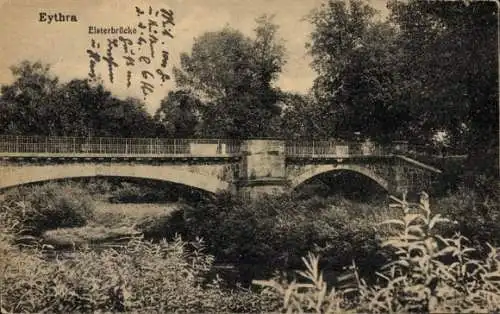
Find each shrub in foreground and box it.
[0,235,277,313]
[1,182,95,235]
[254,193,500,313]
[434,187,500,253]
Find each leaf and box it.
[316,284,327,311]
[406,225,425,237]
[284,285,295,308]
[379,219,405,227]
[387,259,410,269]
[404,213,424,225]
[382,239,409,248]
[435,234,453,246]
[429,214,450,230]
[461,247,476,255]
[408,242,428,255]
[252,279,285,294]
[433,246,458,258]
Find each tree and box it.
[387,0,498,192]
[307,0,404,141]
[55,78,112,137]
[99,96,157,138]
[172,15,286,138]
[307,0,498,152]
[332,22,407,142]
[308,0,377,100]
[279,92,321,139]
[250,15,287,136]
[0,61,158,137]
[174,28,253,101]
[154,90,201,137]
[0,61,59,135]
[386,0,498,146]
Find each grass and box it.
[0,181,184,249]
[90,201,180,227]
[1,234,276,313]
[0,183,276,313]
[42,226,141,249]
[1,182,95,236]
[42,200,183,249]
[93,201,179,221]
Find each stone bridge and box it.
[0,136,441,200]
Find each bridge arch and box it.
[290,164,389,191]
[0,164,230,194]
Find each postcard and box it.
[0,0,498,313]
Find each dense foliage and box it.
[0,234,276,313]
[0,62,158,137]
[434,188,500,254]
[154,90,202,138]
[255,195,500,313]
[303,0,498,147]
[0,182,498,313]
[178,193,391,285]
[1,183,95,236]
[170,15,286,138]
[0,184,278,313]
[305,0,402,141]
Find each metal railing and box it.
[0,136,457,159]
[0,136,241,156]
[285,140,407,157]
[285,140,465,158]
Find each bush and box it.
[254,193,500,313]
[136,209,187,240]
[1,182,95,235]
[253,253,354,313]
[357,193,500,313]
[108,181,203,204]
[83,178,114,196]
[109,182,146,203]
[434,187,500,253]
[181,192,387,285]
[0,235,277,313]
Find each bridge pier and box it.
[237,139,288,199]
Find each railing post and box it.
[72,138,76,153]
[150,138,153,154]
[173,139,176,154]
[45,137,48,153]
[125,139,128,154]
[15,136,19,153]
[99,138,102,154]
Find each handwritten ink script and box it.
[86,5,175,100]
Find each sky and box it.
[0,0,388,113]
